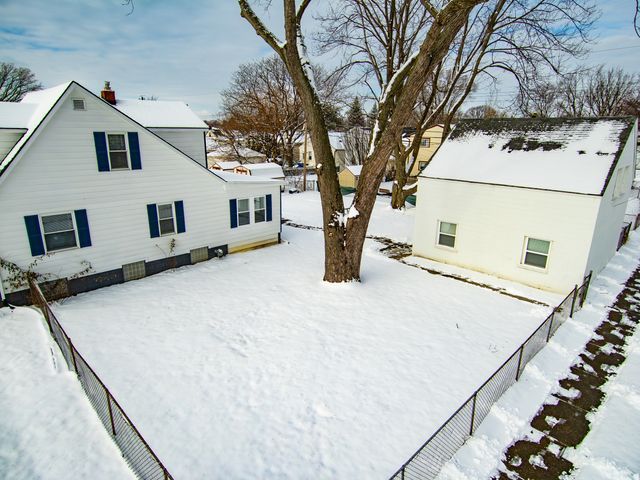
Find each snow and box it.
[241,162,285,178]
[213,170,282,184]
[424,118,635,195]
[0,82,72,175]
[44,195,554,479]
[346,164,363,176]
[114,99,208,129]
[0,102,37,128]
[282,191,415,243]
[435,230,640,480]
[565,324,640,479]
[0,307,135,480]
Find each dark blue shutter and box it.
[229,199,238,229]
[128,132,142,170]
[74,210,92,248]
[266,194,273,222]
[147,204,160,238]
[24,215,45,256]
[93,132,110,172]
[175,201,186,233]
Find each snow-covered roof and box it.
[215,170,284,184]
[239,163,285,178]
[211,160,241,170]
[0,102,37,128]
[114,99,207,129]
[328,132,345,151]
[0,82,73,176]
[422,117,637,195]
[346,165,363,176]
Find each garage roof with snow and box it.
[421,117,637,195]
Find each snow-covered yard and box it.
[45,193,554,479]
[0,307,134,480]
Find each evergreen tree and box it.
[346,96,365,127]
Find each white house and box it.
[0,81,283,305]
[412,117,638,293]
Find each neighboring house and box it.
[338,165,363,189]
[206,143,267,167]
[210,160,241,172]
[294,131,347,171]
[0,81,283,305]
[234,163,286,189]
[407,124,445,177]
[413,117,638,293]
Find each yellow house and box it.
[338,165,363,189]
[408,124,444,177]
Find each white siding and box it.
[412,178,601,293]
[0,84,280,294]
[150,128,206,167]
[0,130,24,162]
[585,122,638,276]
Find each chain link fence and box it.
[29,281,174,480]
[389,272,592,480]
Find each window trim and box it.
[436,220,457,250]
[237,198,251,227]
[106,132,131,171]
[72,98,86,111]
[157,202,177,237]
[254,196,266,223]
[40,212,79,253]
[521,236,551,271]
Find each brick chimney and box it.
[100,81,116,105]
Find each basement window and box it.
[522,237,550,269]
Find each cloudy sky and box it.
[1,0,639,119]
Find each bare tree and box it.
[584,66,639,116]
[0,62,42,102]
[220,55,344,166]
[462,104,504,118]
[342,126,369,165]
[239,0,486,282]
[517,66,640,117]
[319,0,597,208]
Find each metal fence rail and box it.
[29,281,174,480]
[389,272,592,480]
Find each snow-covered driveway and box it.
[51,219,551,479]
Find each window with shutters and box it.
[41,213,78,252]
[107,133,130,170]
[238,198,250,226]
[254,196,266,223]
[522,237,551,270]
[157,203,176,236]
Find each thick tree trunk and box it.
[239,0,484,283]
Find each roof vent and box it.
[100,81,116,105]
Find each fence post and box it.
[515,345,524,381]
[106,390,117,436]
[470,392,478,435]
[581,272,592,307]
[546,311,555,342]
[569,285,578,317]
[69,341,78,373]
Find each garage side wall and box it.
[412,178,601,293]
